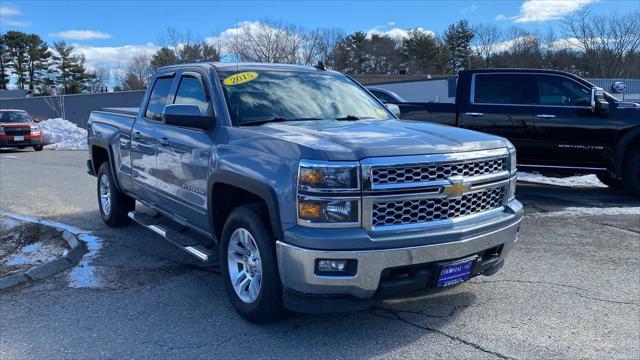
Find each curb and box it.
[0,228,88,291]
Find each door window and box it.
[174,75,213,116]
[536,75,590,106]
[145,76,174,120]
[473,74,535,105]
[371,90,396,103]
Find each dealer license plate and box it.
[13,136,24,141]
[437,257,476,287]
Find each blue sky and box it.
[1,0,638,69]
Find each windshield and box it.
[0,111,31,123]
[218,70,393,125]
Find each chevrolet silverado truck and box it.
[0,109,44,151]
[86,63,522,323]
[396,69,640,195]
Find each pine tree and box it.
[52,41,94,94]
[25,34,52,92]
[443,20,474,73]
[402,29,444,75]
[4,31,30,89]
[0,35,10,90]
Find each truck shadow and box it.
[517,182,639,210]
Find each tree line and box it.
[1,7,638,95]
[0,31,98,94]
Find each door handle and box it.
[536,114,556,119]
[157,137,169,146]
[465,112,484,117]
[132,131,142,140]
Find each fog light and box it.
[315,259,357,276]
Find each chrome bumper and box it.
[277,205,522,299]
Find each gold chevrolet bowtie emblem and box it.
[443,177,471,198]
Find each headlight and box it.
[298,161,359,191]
[297,160,360,227]
[508,147,517,201]
[30,125,40,135]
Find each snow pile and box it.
[517,172,607,188]
[38,118,87,150]
[532,206,640,218]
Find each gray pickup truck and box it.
[86,62,523,323]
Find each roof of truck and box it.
[159,62,338,74]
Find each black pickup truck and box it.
[396,69,640,195]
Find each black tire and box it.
[596,173,623,189]
[33,145,43,151]
[18,146,25,149]
[97,162,135,227]
[220,204,284,323]
[622,151,640,196]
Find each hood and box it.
[0,122,33,127]
[244,119,509,161]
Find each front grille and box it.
[372,186,505,227]
[4,127,30,136]
[371,157,507,186]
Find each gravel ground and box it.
[0,149,638,359]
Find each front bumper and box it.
[0,134,42,147]
[276,200,523,307]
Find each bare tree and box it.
[473,24,502,66]
[120,53,152,90]
[225,19,302,63]
[563,8,640,77]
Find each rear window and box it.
[145,76,174,120]
[473,74,534,105]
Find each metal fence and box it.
[0,90,146,127]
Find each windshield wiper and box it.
[239,117,323,126]
[335,115,376,121]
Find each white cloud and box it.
[0,5,30,27]
[461,4,478,14]
[500,0,598,23]
[367,26,435,41]
[50,30,113,41]
[71,43,158,70]
[0,5,21,17]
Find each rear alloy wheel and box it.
[622,152,640,196]
[221,204,283,323]
[97,163,135,227]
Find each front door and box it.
[527,74,616,169]
[154,70,215,233]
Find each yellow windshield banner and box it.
[223,72,258,86]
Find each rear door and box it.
[528,73,616,168]
[458,73,539,163]
[153,69,215,232]
[131,74,176,204]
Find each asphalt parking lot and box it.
[1,149,639,359]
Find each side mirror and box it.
[162,104,214,130]
[385,103,401,118]
[590,87,609,115]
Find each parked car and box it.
[396,69,640,195]
[366,87,407,103]
[86,62,522,323]
[0,109,43,151]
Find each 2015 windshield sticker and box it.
[223,72,258,86]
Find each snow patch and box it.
[532,206,640,218]
[0,211,104,288]
[517,172,607,188]
[38,118,87,151]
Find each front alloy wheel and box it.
[227,228,262,303]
